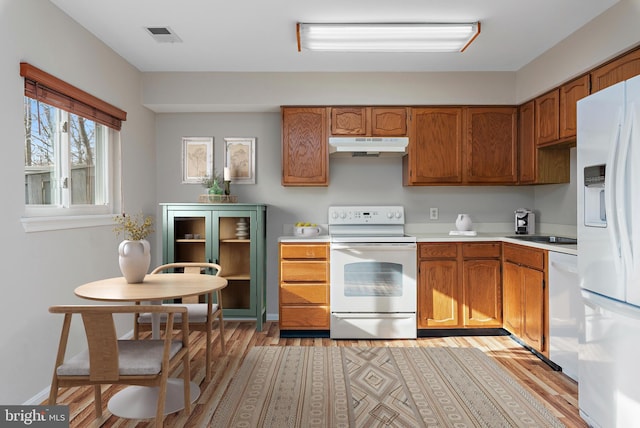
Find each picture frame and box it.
[182,137,214,184]
[223,137,256,184]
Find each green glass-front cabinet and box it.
[161,203,267,331]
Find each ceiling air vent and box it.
[145,26,182,43]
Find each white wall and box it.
[143,72,517,113]
[0,0,156,404]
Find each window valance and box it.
[20,62,127,130]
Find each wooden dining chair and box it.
[134,262,226,381]
[48,305,191,427]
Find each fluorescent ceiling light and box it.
[297,22,480,53]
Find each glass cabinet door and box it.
[166,210,213,265]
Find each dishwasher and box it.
[548,251,580,382]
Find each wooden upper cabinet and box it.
[559,74,590,140]
[518,100,570,185]
[463,107,518,184]
[331,107,367,135]
[406,107,463,184]
[331,107,408,136]
[518,100,536,184]
[370,107,408,136]
[591,47,640,93]
[281,107,329,186]
[535,89,560,146]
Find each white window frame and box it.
[21,103,121,233]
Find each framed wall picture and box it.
[182,137,213,184]
[223,137,256,184]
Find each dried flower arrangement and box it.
[113,212,154,241]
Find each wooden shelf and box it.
[223,274,251,281]
[220,239,250,243]
[175,239,206,243]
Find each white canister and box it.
[455,214,473,231]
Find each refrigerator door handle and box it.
[617,104,635,289]
[627,104,640,305]
[605,110,623,275]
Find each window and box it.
[24,99,110,211]
[20,63,127,228]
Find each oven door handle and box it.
[331,243,416,251]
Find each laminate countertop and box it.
[278,233,577,255]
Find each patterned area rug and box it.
[212,347,565,427]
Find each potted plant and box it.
[113,212,154,283]
[201,173,224,196]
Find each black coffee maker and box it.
[515,208,535,234]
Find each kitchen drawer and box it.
[462,242,501,259]
[503,243,544,270]
[419,243,458,259]
[280,243,328,259]
[281,260,329,282]
[280,306,330,329]
[280,284,328,304]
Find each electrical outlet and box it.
[430,208,438,220]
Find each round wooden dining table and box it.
[74,273,227,303]
[74,273,227,420]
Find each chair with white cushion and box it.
[134,262,225,381]
[48,304,191,427]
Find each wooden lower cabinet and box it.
[502,243,546,353]
[502,261,522,335]
[418,242,502,329]
[279,243,330,330]
[419,256,460,327]
[463,258,502,327]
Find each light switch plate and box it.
[430,208,438,220]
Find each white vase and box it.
[455,214,473,231]
[118,239,151,283]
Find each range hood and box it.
[329,137,409,157]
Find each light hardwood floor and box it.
[49,321,586,427]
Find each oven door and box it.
[330,242,416,313]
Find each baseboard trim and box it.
[418,328,510,337]
[508,334,562,371]
[280,330,329,338]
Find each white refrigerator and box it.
[577,74,640,428]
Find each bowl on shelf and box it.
[293,226,321,237]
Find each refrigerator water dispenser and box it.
[584,165,606,228]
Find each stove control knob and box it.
[340,211,347,219]
[395,211,402,219]
[330,211,338,219]
[386,212,393,219]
